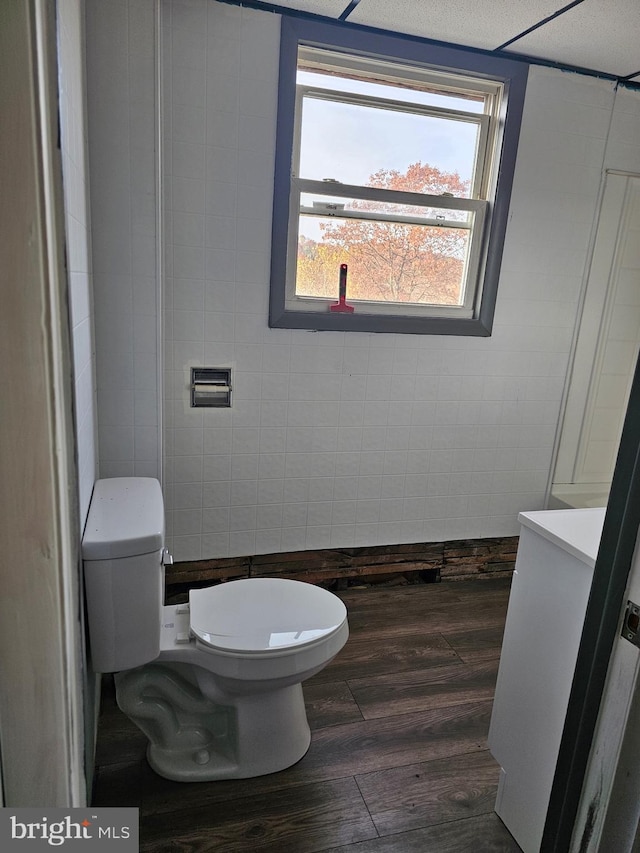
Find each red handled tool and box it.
[329,263,354,313]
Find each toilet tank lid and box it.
[82,477,164,560]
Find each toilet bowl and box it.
[82,477,348,782]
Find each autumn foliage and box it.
[297,162,471,306]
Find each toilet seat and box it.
[189,578,347,655]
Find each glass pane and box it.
[297,69,486,113]
[299,96,478,194]
[296,214,471,306]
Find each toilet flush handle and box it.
[162,548,174,567]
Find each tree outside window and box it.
[297,162,470,306]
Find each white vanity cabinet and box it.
[488,507,606,852]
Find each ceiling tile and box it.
[249,0,640,81]
[251,0,349,18]
[505,0,640,77]
[346,0,563,51]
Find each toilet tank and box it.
[82,477,166,673]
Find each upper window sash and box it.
[294,85,491,199]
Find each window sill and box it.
[268,304,493,336]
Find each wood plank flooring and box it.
[92,576,522,852]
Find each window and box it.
[270,17,528,335]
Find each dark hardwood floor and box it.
[92,575,522,852]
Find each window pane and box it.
[299,96,478,194]
[296,214,471,306]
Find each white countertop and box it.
[518,506,606,568]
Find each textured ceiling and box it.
[249,0,640,82]
[347,0,565,53]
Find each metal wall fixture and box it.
[190,367,232,408]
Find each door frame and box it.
[542,352,640,850]
[0,0,85,806]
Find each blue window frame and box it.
[269,15,528,336]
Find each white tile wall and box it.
[160,2,618,561]
[89,0,640,562]
[57,0,98,527]
[86,0,160,481]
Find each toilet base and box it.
[116,664,312,782]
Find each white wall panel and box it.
[86,0,160,480]
[88,1,640,562]
[160,4,615,560]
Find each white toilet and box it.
[82,477,349,782]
